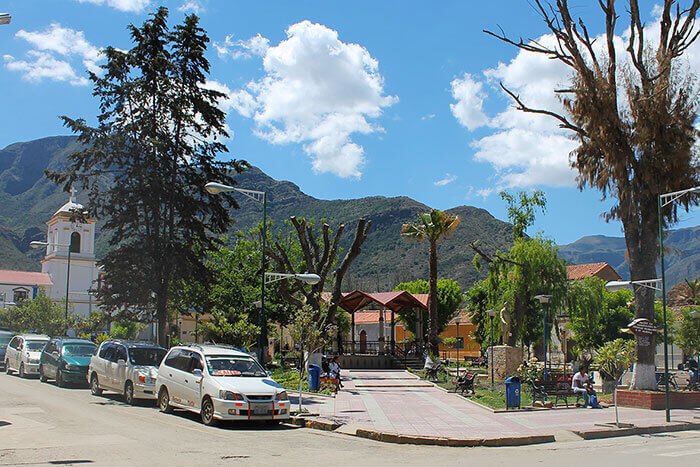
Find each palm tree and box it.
[401,209,460,355]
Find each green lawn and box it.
[270,367,335,396]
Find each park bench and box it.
[530,379,583,407]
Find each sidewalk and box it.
[301,369,700,442]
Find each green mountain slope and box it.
[0,136,513,291]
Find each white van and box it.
[4,334,50,377]
[156,344,290,426]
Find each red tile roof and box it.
[353,310,393,324]
[566,262,621,281]
[0,270,53,287]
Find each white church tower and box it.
[41,188,100,317]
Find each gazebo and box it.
[335,290,429,355]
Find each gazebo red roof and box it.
[337,290,428,313]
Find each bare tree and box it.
[487,0,700,389]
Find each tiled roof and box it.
[566,262,621,281]
[0,270,53,287]
[354,310,393,324]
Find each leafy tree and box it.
[487,0,700,389]
[47,7,246,346]
[401,210,460,355]
[596,339,636,427]
[675,307,700,359]
[73,311,110,340]
[109,319,144,340]
[500,190,546,239]
[566,277,634,354]
[393,278,463,342]
[288,304,336,411]
[0,291,70,336]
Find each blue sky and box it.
[1,0,698,244]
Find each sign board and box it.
[627,318,657,347]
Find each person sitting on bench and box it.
[571,366,596,408]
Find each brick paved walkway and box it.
[303,369,700,440]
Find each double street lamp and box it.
[30,240,72,319]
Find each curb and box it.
[289,415,342,431]
[354,428,555,447]
[571,421,700,440]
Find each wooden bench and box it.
[530,379,582,407]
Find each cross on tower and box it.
[69,186,77,203]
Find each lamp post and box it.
[455,316,461,377]
[205,182,268,363]
[535,295,552,380]
[657,186,700,422]
[30,240,72,319]
[0,13,11,25]
[487,309,497,388]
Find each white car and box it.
[89,340,167,404]
[4,334,50,378]
[156,345,290,426]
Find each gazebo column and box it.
[390,310,395,355]
[351,311,356,355]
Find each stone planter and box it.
[489,345,523,382]
[616,389,700,410]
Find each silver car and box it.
[88,340,167,404]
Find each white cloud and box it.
[177,1,204,14]
[434,173,457,186]
[214,33,270,60]
[227,20,397,178]
[76,0,150,13]
[421,113,436,121]
[5,24,102,86]
[450,73,489,131]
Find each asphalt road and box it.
[1,372,699,466]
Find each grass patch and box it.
[270,367,335,396]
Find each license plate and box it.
[252,405,270,415]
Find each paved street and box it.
[1,372,700,466]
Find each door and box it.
[44,340,59,378]
[161,349,188,405]
[6,337,18,370]
[114,345,128,390]
[359,330,367,353]
[95,343,113,389]
[181,352,204,409]
[103,343,119,390]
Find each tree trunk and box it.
[428,239,439,355]
[156,291,168,347]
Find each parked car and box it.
[89,340,167,404]
[156,344,290,426]
[39,338,96,387]
[0,330,13,371]
[4,334,50,377]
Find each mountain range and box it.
[1,135,698,291]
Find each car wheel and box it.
[39,365,47,383]
[56,369,65,388]
[158,387,173,414]
[200,397,217,426]
[90,373,103,396]
[19,363,25,378]
[124,381,135,405]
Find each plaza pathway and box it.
[306,369,700,440]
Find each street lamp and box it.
[454,316,461,378]
[205,181,268,363]
[30,240,72,319]
[0,13,11,25]
[657,186,700,422]
[487,309,498,388]
[535,295,552,380]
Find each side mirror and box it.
[192,368,203,377]
[117,359,126,366]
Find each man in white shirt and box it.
[571,366,594,407]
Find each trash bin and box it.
[308,364,321,391]
[504,376,521,409]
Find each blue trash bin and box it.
[308,364,321,391]
[504,376,521,409]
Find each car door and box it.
[6,337,18,370]
[13,337,24,370]
[181,352,204,409]
[44,340,59,378]
[160,349,186,405]
[114,345,128,391]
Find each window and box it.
[70,232,81,253]
[164,349,182,369]
[98,343,111,359]
[0,292,5,303]
[9,337,19,350]
[102,343,117,362]
[115,345,127,362]
[13,288,29,303]
[190,353,204,373]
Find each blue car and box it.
[40,338,97,387]
[0,330,13,370]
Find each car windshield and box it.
[129,347,166,366]
[206,355,266,377]
[62,344,96,357]
[26,341,47,351]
